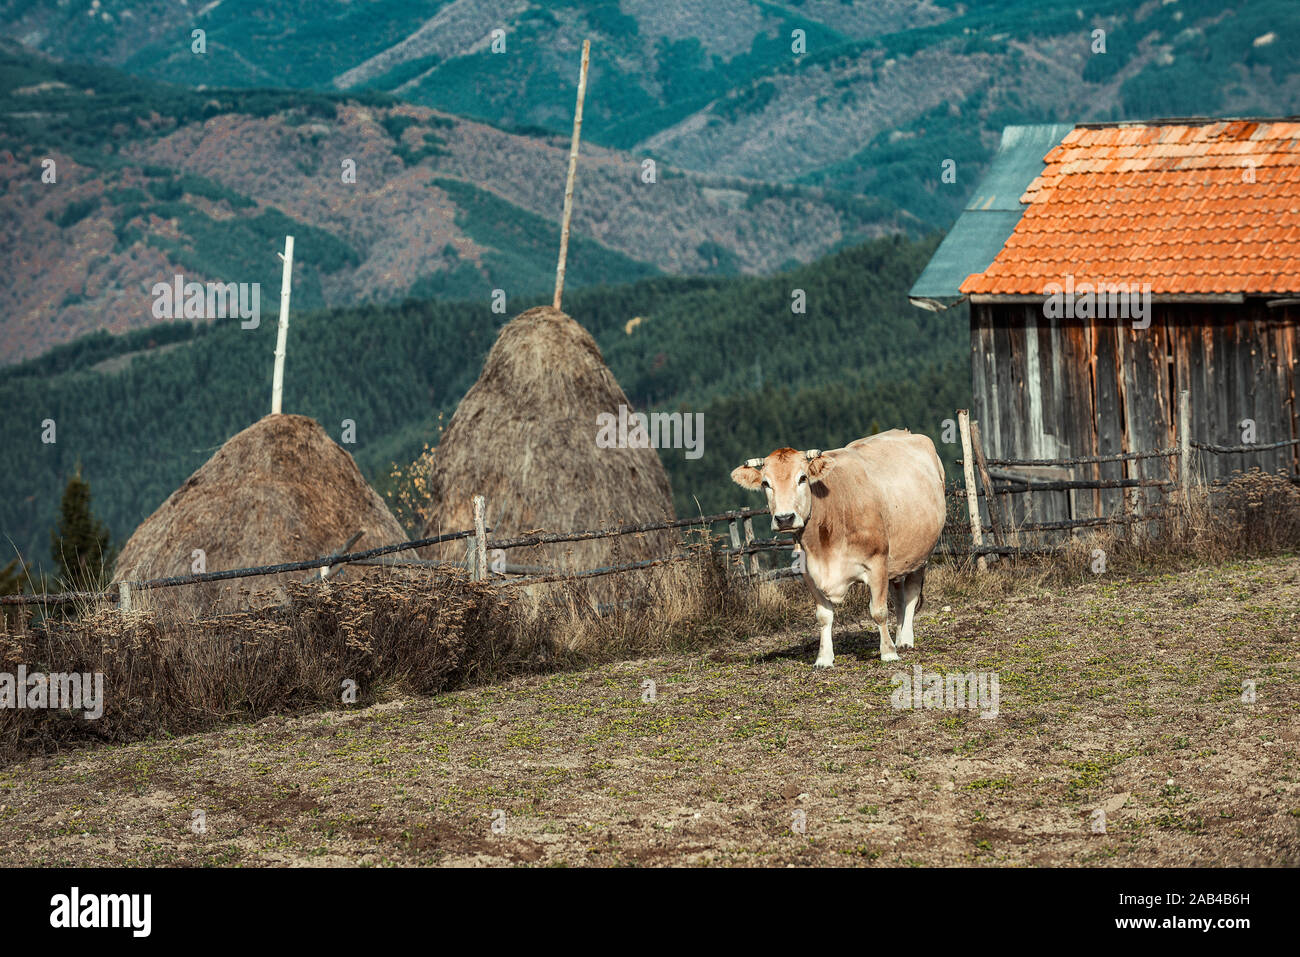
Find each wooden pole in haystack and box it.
[553,39,591,311]
[271,235,294,415]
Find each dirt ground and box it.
[1,555,1298,867]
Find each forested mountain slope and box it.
[0,235,968,573]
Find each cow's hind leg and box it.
[896,568,926,650]
[889,579,904,632]
[865,561,899,663]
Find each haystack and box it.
[114,414,407,611]
[421,306,677,583]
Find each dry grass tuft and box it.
[0,552,805,761]
[0,573,512,758]
[929,469,1300,600]
[503,547,802,663]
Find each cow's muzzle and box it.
[773,512,799,531]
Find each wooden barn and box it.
[910,119,1300,522]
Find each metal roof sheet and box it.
[908,124,1074,310]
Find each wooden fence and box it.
[5,400,1298,611]
[952,389,1300,568]
[0,502,790,610]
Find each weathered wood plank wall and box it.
[971,301,1299,530]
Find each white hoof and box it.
[813,658,835,670]
[880,651,900,663]
[896,635,914,649]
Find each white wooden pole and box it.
[1178,388,1191,508]
[553,39,591,311]
[472,495,487,581]
[271,235,294,415]
[958,409,987,572]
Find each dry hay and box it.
[420,306,678,587]
[114,413,408,612]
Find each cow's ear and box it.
[731,464,763,490]
[806,455,835,484]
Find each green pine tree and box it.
[0,557,31,631]
[0,557,27,596]
[50,467,115,590]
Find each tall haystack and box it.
[421,306,677,579]
[115,414,406,611]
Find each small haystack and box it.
[421,306,677,580]
[115,414,406,611]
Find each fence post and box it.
[969,420,1006,548]
[728,518,743,573]
[958,410,986,571]
[319,530,363,582]
[1178,389,1192,508]
[470,495,487,581]
[1124,486,1138,544]
[118,580,132,613]
[742,515,758,576]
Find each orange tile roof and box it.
[959,120,1300,297]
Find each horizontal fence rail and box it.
[981,447,1179,468]
[946,477,1176,497]
[483,508,768,551]
[1,527,484,606]
[5,403,1297,611]
[497,553,701,587]
[0,508,781,608]
[1191,438,1300,454]
[988,477,1175,493]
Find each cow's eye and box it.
[797,474,808,485]
[761,480,770,490]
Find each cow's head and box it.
[731,447,835,532]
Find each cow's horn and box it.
[744,457,765,469]
[805,449,822,460]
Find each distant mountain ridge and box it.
[0,41,908,365]
[4,0,1297,233]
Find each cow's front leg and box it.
[813,593,835,669]
[866,562,899,663]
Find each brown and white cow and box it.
[731,429,946,667]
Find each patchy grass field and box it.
[1,555,1298,867]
